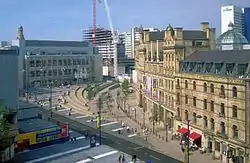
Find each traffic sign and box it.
[147,160,152,163]
[90,135,96,147]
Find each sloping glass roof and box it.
[216,22,248,45]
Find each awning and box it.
[177,127,188,134]
[189,132,201,141]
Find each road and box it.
[36,104,180,163]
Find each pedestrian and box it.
[84,131,88,140]
[118,154,122,163]
[122,154,125,163]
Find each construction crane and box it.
[93,0,118,77]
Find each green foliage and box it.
[105,92,114,112]
[121,79,130,97]
[86,87,95,100]
[0,108,10,142]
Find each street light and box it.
[49,81,53,117]
[184,115,202,163]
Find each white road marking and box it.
[69,130,73,133]
[25,143,100,163]
[112,127,124,132]
[70,112,78,115]
[76,136,86,140]
[127,134,137,138]
[75,115,89,119]
[76,150,118,163]
[133,146,144,150]
[101,121,118,127]
[86,119,97,123]
[58,108,69,112]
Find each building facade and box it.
[221,5,244,34]
[135,22,215,134]
[12,26,102,94]
[177,50,250,163]
[0,47,19,109]
[243,8,250,42]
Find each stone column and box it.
[156,40,159,62]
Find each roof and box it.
[148,31,165,41]
[25,40,90,47]
[18,118,58,133]
[147,30,207,41]
[183,31,207,40]
[183,50,250,63]
[18,107,40,120]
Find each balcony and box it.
[216,131,228,139]
[176,84,180,89]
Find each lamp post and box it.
[184,115,202,163]
[97,94,103,145]
[24,54,30,102]
[49,81,53,117]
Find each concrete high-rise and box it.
[221,5,244,34]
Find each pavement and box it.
[60,85,220,163]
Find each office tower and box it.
[243,7,250,41]
[221,5,243,34]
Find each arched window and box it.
[176,79,180,88]
[185,110,188,121]
[232,125,238,138]
[177,107,180,118]
[210,118,215,130]
[193,112,197,123]
[210,84,214,93]
[232,86,237,98]
[193,81,196,90]
[220,122,225,134]
[220,85,225,97]
[185,80,188,89]
[203,116,208,128]
[204,83,207,92]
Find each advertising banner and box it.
[146,77,151,95]
[152,79,157,97]
[36,124,69,144]
[143,76,147,91]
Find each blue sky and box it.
[0,0,249,40]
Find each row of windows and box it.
[177,93,238,118]
[177,79,239,98]
[177,110,239,138]
[28,58,91,67]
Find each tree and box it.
[149,105,159,134]
[120,79,130,105]
[105,91,114,113]
[0,108,11,150]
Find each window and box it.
[177,108,181,118]
[176,79,180,88]
[204,116,208,128]
[220,122,225,134]
[185,110,188,121]
[193,112,197,123]
[185,95,188,104]
[159,79,163,87]
[210,101,214,112]
[232,105,237,118]
[204,83,207,92]
[185,80,188,89]
[177,93,180,103]
[210,84,214,93]
[193,81,196,90]
[203,99,207,110]
[210,118,215,130]
[193,97,197,106]
[232,87,237,98]
[220,103,225,116]
[232,125,238,138]
[220,85,225,97]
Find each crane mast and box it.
[99,0,118,77]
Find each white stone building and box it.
[12,26,103,94]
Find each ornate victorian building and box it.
[177,50,250,162]
[135,22,215,136]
